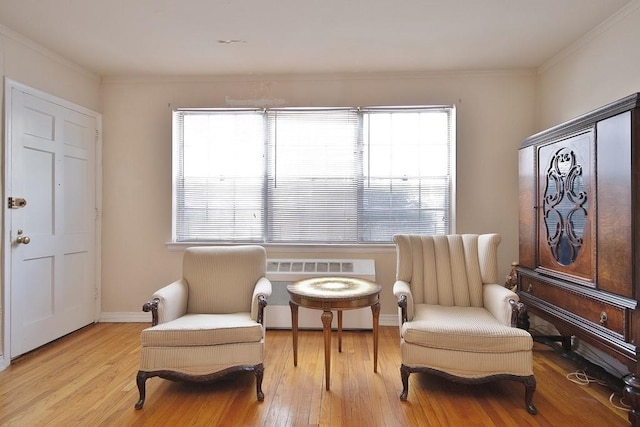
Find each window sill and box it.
[165,241,395,254]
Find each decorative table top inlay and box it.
[289,277,381,300]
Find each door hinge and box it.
[8,197,27,209]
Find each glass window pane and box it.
[173,106,454,243]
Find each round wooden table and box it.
[287,276,382,390]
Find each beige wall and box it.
[0,26,101,359]
[101,72,537,319]
[538,2,640,129]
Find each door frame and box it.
[1,78,103,369]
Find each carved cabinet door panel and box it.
[536,129,595,283]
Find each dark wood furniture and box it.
[287,276,381,390]
[517,93,640,426]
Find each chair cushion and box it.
[141,313,264,347]
[183,246,266,315]
[401,304,532,353]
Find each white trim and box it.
[99,312,152,323]
[2,78,14,367]
[97,312,398,327]
[102,69,537,86]
[0,355,8,371]
[5,78,101,117]
[0,24,100,82]
[268,312,398,329]
[379,314,398,327]
[539,0,640,73]
[94,117,103,322]
[166,241,396,254]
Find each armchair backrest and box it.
[394,234,501,307]
[183,245,267,314]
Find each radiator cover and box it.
[264,258,376,330]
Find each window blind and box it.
[173,109,265,241]
[361,107,452,241]
[173,105,454,243]
[266,108,360,242]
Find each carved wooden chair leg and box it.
[400,364,411,401]
[255,363,265,401]
[135,371,148,410]
[523,375,537,415]
[516,306,530,330]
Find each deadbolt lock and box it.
[8,197,27,209]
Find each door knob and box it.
[16,235,31,244]
[16,229,31,244]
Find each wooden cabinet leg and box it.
[624,374,640,427]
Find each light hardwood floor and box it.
[0,323,630,426]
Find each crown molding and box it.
[539,0,640,74]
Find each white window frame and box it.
[172,105,456,245]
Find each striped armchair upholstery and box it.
[135,245,272,409]
[393,234,537,415]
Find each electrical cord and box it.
[532,332,630,413]
[566,369,607,386]
[566,369,631,412]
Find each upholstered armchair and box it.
[393,234,537,415]
[135,245,272,409]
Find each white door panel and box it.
[7,84,98,358]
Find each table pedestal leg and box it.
[372,301,380,373]
[290,301,299,367]
[321,309,333,390]
[337,310,343,352]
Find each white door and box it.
[6,83,99,358]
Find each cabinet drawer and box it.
[520,276,625,336]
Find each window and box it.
[173,106,455,244]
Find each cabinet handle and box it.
[527,282,533,293]
[600,311,608,325]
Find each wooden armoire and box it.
[517,93,640,426]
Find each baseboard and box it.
[379,314,398,327]
[0,355,9,372]
[98,312,152,323]
[98,312,398,326]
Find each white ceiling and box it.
[0,0,633,77]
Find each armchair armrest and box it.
[508,298,528,329]
[143,279,188,325]
[393,280,414,323]
[252,277,272,324]
[483,283,521,327]
[142,298,160,326]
